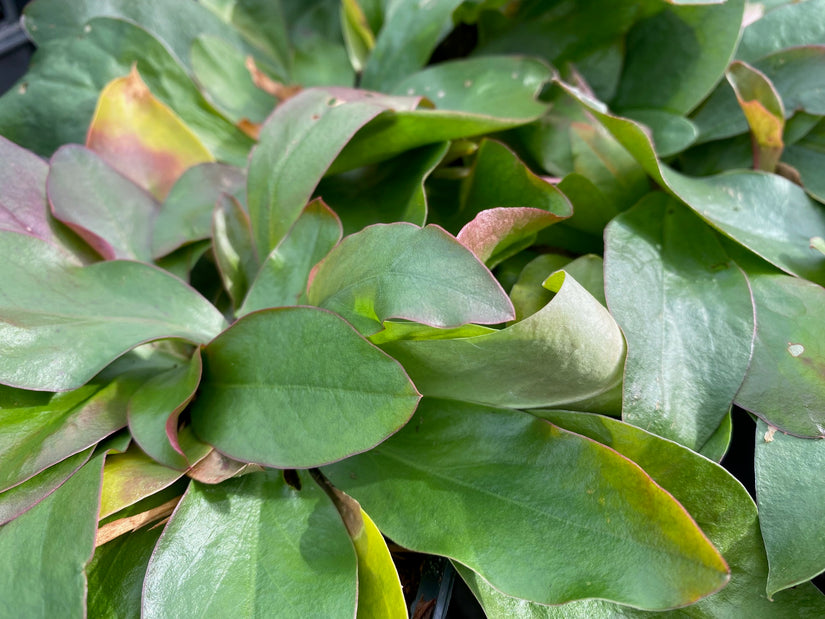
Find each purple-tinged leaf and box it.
[458,208,565,268]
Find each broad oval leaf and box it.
[755,419,825,597]
[307,223,514,335]
[324,399,729,610]
[48,144,159,261]
[142,470,357,618]
[380,271,624,410]
[0,232,226,391]
[86,66,214,200]
[604,193,755,451]
[190,306,420,468]
[0,455,103,619]
[735,270,825,437]
[459,409,825,617]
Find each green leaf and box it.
[330,57,553,173]
[239,199,342,316]
[0,232,226,391]
[391,56,552,120]
[457,409,825,617]
[755,419,825,596]
[87,525,163,619]
[737,0,825,63]
[48,144,159,261]
[317,141,448,235]
[611,0,744,114]
[246,87,418,255]
[152,162,245,258]
[700,410,733,463]
[727,60,785,172]
[324,399,729,610]
[0,371,154,492]
[24,0,259,76]
[212,193,258,310]
[0,455,103,619]
[0,447,93,526]
[142,471,357,618]
[781,118,825,203]
[604,193,754,450]
[560,82,825,285]
[313,475,408,619]
[285,0,355,87]
[459,138,573,224]
[509,253,573,321]
[341,0,376,72]
[622,109,698,157]
[694,46,825,144]
[734,268,825,437]
[190,35,276,125]
[199,0,291,79]
[99,445,184,520]
[360,0,465,91]
[380,271,624,410]
[128,349,204,470]
[0,17,253,165]
[307,223,515,335]
[190,307,420,468]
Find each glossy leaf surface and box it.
[212,194,257,309]
[0,232,225,391]
[0,372,150,492]
[755,419,825,596]
[457,409,825,615]
[87,525,163,619]
[735,270,825,437]
[604,193,754,450]
[190,307,420,468]
[239,199,342,316]
[308,223,514,335]
[0,456,102,619]
[48,144,159,261]
[247,87,418,255]
[142,471,357,618]
[99,446,184,519]
[381,272,624,410]
[324,399,729,610]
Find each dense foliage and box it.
[1,0,825,616]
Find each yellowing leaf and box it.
[86,66,213,200]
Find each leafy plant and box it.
[1,0,825,616]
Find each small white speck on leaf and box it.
[84,24,92,33]
[464,80,472,88]
[788,343,804,357]
[436,90,445,98]
[764,426,777,442]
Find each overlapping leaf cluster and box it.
[1,0,824,616]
